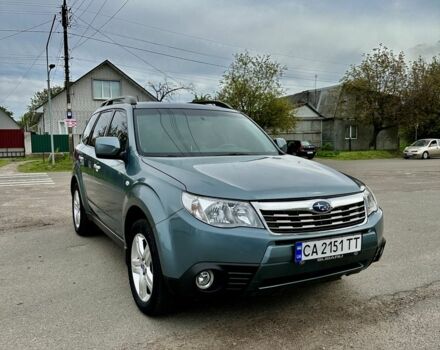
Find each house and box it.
[36,60,157,134]
[282,84,398,150]
[0,109,20,129]
[0,109,24,157]
[275,102,325,147]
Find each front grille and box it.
[258,196,366,234]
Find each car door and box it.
[85,109,115,219]
[429,140,439,157]
[76,113,99,204]
[92,109,130,236]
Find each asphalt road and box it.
[0,158,439,350]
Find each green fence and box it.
[31,134,69,153]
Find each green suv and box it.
[71,97,385,316]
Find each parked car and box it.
[287,140,317,159]
[403,139,440,159]
[71,97,386,316]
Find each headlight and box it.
[182,192,263,228]
[362,185,378,216]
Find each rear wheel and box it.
[127,219,172,316]
[422,151,429,160]
[72,183,94,236]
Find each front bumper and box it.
[403,152,421,158]
[155,208,385,296]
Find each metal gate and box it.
[0,129,25,157]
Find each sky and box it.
[1,0,440,119]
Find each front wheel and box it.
[127,219,172,316]
[72,183,94,236]
[422,151,429,160]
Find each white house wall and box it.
[0,110,20,129]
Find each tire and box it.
[422,151,429,160]
[127,219,172,316]
[307,155,315,160]
[72,183,94,236]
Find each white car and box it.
[403,139,440,159]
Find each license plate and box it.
[307,151,313,154]
[294,234,361,263]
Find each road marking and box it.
[0,173,55,187]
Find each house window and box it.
[345,125,358,139]
[92,80,121,100]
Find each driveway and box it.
[0,158,439,349]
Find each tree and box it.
[19,86,63,130]
[147,80,193,102]
[403,56,440,140]
[217,52,294,132]
[191,93,213,102]
[0,105,13,118]
[341,45,407,149]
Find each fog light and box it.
[195,270,214,290]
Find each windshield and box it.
[134,108,279,156]
[411,139,429,147]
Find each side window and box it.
[81,113,99,144]
[430,140,437,147]
[107,110,128,150]
[90,110,114,147]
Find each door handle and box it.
[93,163,101,171]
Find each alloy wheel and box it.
[131,234,154,302]
[73,190,81,229]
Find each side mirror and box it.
[274,137,287,152]
[95,137,121,159]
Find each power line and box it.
[0,19,52,41]
[0,48,46,106]
[70,0,109,49]
[74,16,176,83]
[73,23,232,61]
[72,0,128,50]
[69,30,339,84]
[77,8,353,68]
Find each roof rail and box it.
[101,96,137,107]
[191,100,233,109]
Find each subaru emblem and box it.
[312,201,332,213]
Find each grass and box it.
[0,159,10,168]
[316,150,400,160]
[18,155,73,173]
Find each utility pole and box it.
[62,0,73,156]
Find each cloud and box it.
[1,0,440,117]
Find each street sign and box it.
[65,118,77,128]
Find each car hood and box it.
[406,147,425,151]
[141,155,361,201]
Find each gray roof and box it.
[285,84,343,119]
